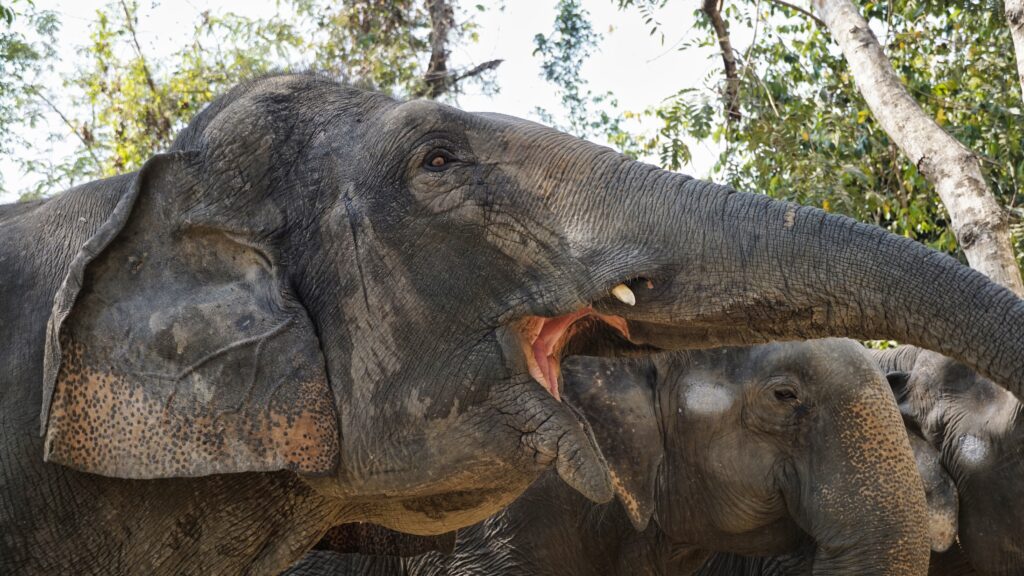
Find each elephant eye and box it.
[773,387,798,402]
[424,150,454,172]
[763,375,800,403]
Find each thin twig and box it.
[743,67,780,117]
[119,0,158,96]
[766,0,826,28]
[35,91,102,168]
[119,0,171,139]
[450,59,503,84]
[738,0,764,120]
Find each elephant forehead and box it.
[683,376,735,415]
[957,434,992,467]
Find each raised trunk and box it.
[812,0,1024,296]
[568,166,1024,401]
[496,116,1024,397]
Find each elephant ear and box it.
[40,152,339,479]
[562,356,663,531]
[907,432,959,552]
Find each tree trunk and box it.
[422,0,454,99]
[701,0,741,122]
[1007,0,1024,103]
[811,0,1024,296]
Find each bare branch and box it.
[812,0,1024,295]
[450,59,503,84]
[35,91,102,169]
[422,0,455,99]
[701,0,741,122]
[416,0,501,99]
[766,0,826,28]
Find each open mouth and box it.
[515,283,640,400]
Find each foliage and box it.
[532,0,649,156]
[533,0,603,135]
[0,1,55,197]
[60,1,303,181]
[631,0,1024,261]
[295,0,493,98]
[6,0,497,199]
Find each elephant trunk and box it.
[788,374,929,575]
[868,346,922,375]
[537,142,1024,400]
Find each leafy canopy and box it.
[629,0,1024,261]
[7,0,496,199]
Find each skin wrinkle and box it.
[5,73,1024,572]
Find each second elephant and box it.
[285,338,934,575]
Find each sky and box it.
[0,0,724,203]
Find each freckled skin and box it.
[4,73,1024,574]
[283,339,929,576]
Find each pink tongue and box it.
[530,309,590,400]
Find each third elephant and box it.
[873,346,1024,576]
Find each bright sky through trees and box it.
[0,0,719,203]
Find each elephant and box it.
[683,346,1024,576]
[695,429,965,576]
[871,346,1024,576]
[5,73,1024,573]
[282,339,937,575]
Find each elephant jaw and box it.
[516,307,630,399]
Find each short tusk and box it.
[611,283,636,306]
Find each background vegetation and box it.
[2,0,1022,270]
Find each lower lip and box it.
[519,307,631,400]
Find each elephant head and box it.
[37,74,1024,536]
[693,425,961,575]
[877,346,1024,575]
[564,339,930,574]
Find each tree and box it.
[811,0,1023,294]
[626,0,1024,279]
[532,0,646,155]
[1007,0,1024,101]
[0,1,57,197]
[8,0,501,199]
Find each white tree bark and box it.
[1007,0,1024,102]
[811,0,1024,295]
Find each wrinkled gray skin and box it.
[697,427,963,576]
[4,74,1024,574]
[284,340,931,575]
[872,347,1024,576]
